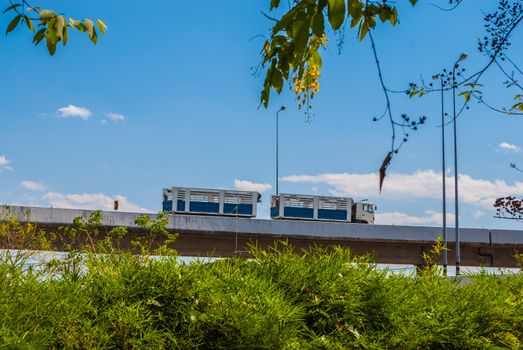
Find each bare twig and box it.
[369,31,395,153]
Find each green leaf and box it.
[272,11,293,34]
[292,16,309,53]
[46,40,56,55]
[327,0,345,30]
[311,10,325,37]
[365,3,379,17]
[348,0,363,27]
[85,19,94,39]
[270,0,281,10]
[310,51,322,70]
[96,19,106,35]
[62,24,68,45]
[39,10,55,21]
[458,91,471,103]
[378,7,391,23]
[512,102,523,111]
[390,7,398,25]
[54,16,66,40]
[90,28,98,44]
[350,16,360,28]
[69,18,86,32]
[464,82,483,88]
[261,60,278,108]
[272,69,283,93]
[6,15,22,34]
[358,22,368,41]
[46,29,58,55]
[365,15,376,29]
[3,3,21,14]
[263,40,270,55]
[32,28,46,45]
[24,16,34,32]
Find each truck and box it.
[270,193,375,224]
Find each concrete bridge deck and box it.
[2,205,522,267]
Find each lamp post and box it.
[433,73,447,275]
[452,52,467,276]
[276,105,286,195]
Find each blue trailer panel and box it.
[162,200,172,212]
[318,209,348,221]
[163,187,260,218]
[270,193,353,222]
[284,207,314,219]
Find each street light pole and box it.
[433,73,448,275]
[276,105,286,195]
[452,53,467,276]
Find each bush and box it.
[0,211,521,348]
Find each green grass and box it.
[0,210,522,349]
[0,247,521,349]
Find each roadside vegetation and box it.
[0,210,522,349]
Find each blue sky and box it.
[1,0,522,229]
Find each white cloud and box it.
[56,104,91,120]
[233,179,272,193]
[42,192,150,213]
[376,210,455,226]
[0,154,13,172]
[459,174,523,208]
[473,210,485,219]
[104,112,125,122]
[0,155,9,166]
[21,180,47,191]
[497,142,522,153]
[282,169,523,209]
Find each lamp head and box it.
[458,52,468,62]
[279,105,287,111]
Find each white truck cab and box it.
[352,201,375,224]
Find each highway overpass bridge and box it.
[1,205,522,268]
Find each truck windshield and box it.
[362,204,374,213]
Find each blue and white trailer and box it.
[162,187,261,217]
[270,193,375,224]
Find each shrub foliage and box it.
[0,210,522,348]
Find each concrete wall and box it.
[2,205,522,245]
